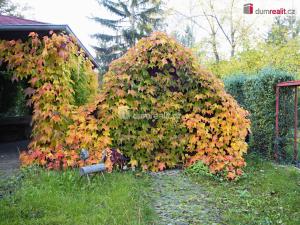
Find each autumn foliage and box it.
[100,32,250,179]
[0,32,111,170]
[0,32,250,179]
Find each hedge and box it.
[224,68,295,158]
[223,73,248,107]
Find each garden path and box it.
[150,170,221,225]
[0,140,28,178]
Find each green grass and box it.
[0,167,154,225]
[1,156,299,225]
[188,155,300,225]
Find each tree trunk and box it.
[211,32,220,62]
[129,0,136,46]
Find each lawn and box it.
[0,156,299,225]
[188,155,300,225]
[0,168,155,225]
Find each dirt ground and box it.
[0,140,28,178]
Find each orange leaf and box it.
[158,162,166,171]
[227,172,236,180]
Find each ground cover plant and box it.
[0,168,154,225]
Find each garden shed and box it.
[0,15,99,175]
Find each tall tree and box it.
[171,25,195,48]
[267,15,300,45]
[200,0,254,59]
[91,0,164,73]
[201,0,220,62]
[0,0,25,17]
[172,0,255,61]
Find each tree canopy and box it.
[0,0,27,17]
[91,0,164,73]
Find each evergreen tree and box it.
[91,0,164,73]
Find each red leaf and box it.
[24,87,35,97]
[236,169,243,176]
[56,153,64,160]
[29,77,39,86]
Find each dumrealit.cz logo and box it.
[243,3,296,15]
[244,3,253,14]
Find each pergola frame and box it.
[275,80,300,162]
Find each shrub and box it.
[224,68,294,158]
[100,32,250,179]
[184,160,212,177]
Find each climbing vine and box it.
[0,32,110,169]
[0,31,250,179]
[100,32,250,179]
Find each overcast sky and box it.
[14,0,299,57]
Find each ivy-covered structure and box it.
[99,32,251,179]
[1,18,250,179]
[0,15,102,169]
[0,15,99,142]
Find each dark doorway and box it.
[0,65,32,176]
[0,65,31,142]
